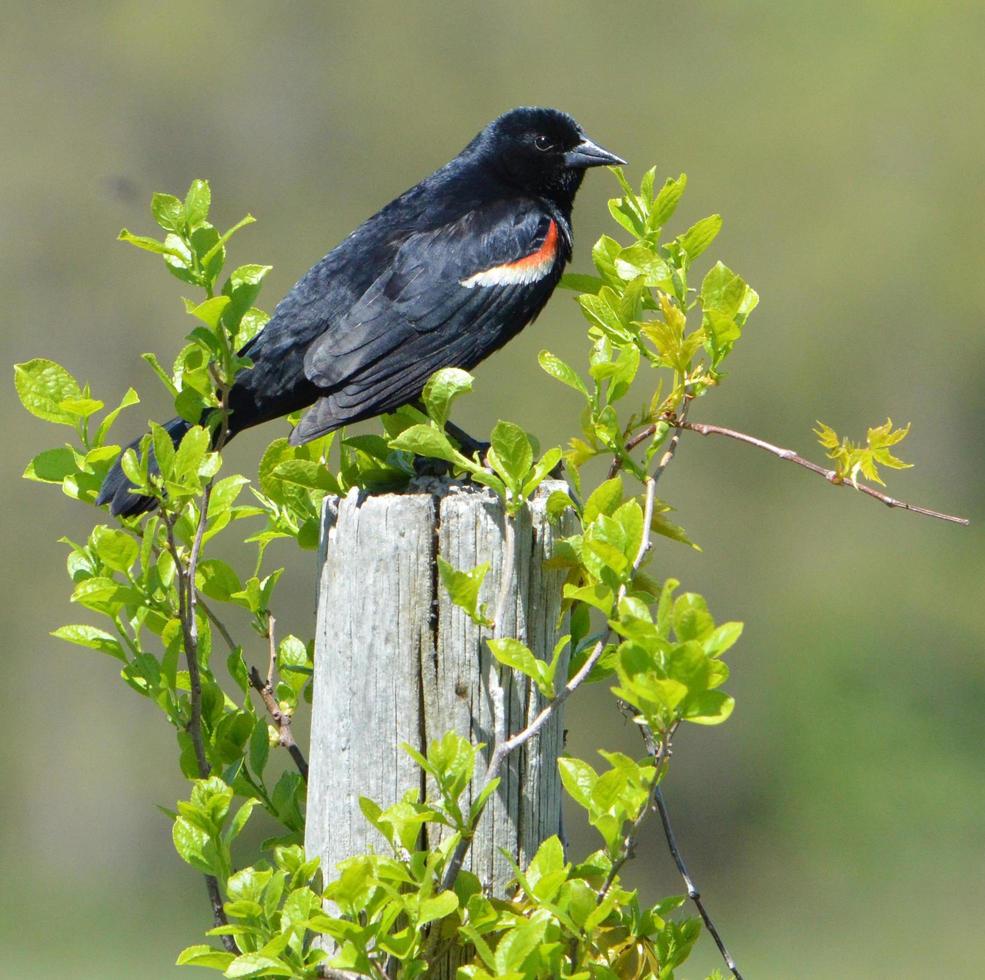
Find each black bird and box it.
[98,107,624,516]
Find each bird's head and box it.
[474,106,625,206]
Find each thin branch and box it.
[185,481,214,772]
[162,508,235,953]
[439,476,659,892]
[162,511,209,779]
[619,418,968,525]
[247,614,309,782]
[598,731,671,900]
[615,698,742,979]
[199,599,310,782]
[163,383,240,953]
[199,595,237,653]
[652,785,743,979]
[608,391,691,481]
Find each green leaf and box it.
[184,179,211,228]
[704,621,743,657]
[58,397,104,419]
[249,716,271,777]
[117,228,180,257]
[488,638,551,696]
[95,387,140,446]
[271,459,339,492]
[175,945,235,970]
[583,476,623,524]
[422,367,474,428]
[437,557,491,626]
[51,624,126,662]
[197,559,242,602]
[23,447,77,483]
[614,243,672,287]
[558,757,597,809]
[151,193,185,233]
[419,890,458,925]
[487,421,533,490]
[558,272,605,293]
[222,264,271,330]
[91,525,139,572]
[678,214,723,262]
[173,425,212,485]
[651,173,687,228]
[388,424,460,464]
[187,295,231,330]
[538,351,589,397]
[683,690,735,725]
[278,635,309,694]
[225,952,289,977]
[14,359,82,425]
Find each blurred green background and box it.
[3,1,983,976]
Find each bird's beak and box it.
[564,135,626,169]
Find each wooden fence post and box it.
[305,479,574,918]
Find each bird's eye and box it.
[534,135,555,152]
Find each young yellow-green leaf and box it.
[197,558,241,602]
[151,192,185,233]
[488,637,538,673]
[422,367,474,428]
[173,425,212,485]
[14,359,83,425]
[91,524,139,572]
[650,173,687,228]
[538,350,589,397]
[389,423,461,464]
[23,447,77,483]
[175,945,235,970]
[95,387,140,446]
[117,228,179,257]
[487,421,533,490]
[558,757,598,810]
[184,178,211,228]
[419,890,459,925]
[558,272,605,293]
[52,624,126,661]
[186,295,231,330]
[437,557,491,626]
[678,214,723,262]
[683,690,735,725]
[278,634,309,694]
[584,477,623,524]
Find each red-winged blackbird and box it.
[98,106,624,516]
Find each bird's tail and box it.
[96,416,192,518]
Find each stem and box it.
[598,732,671,900]
[652,785,744,979]
[162,508,235,952]
[647,418,967,525]
[247,614,309,782]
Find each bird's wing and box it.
[302,201,561,391]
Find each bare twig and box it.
[652,785,744,979]
[439,477,659,892]
[619,418,968,525]
[247,615,309,782]
[614,698,742,979]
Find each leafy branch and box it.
[667,418,966,525]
